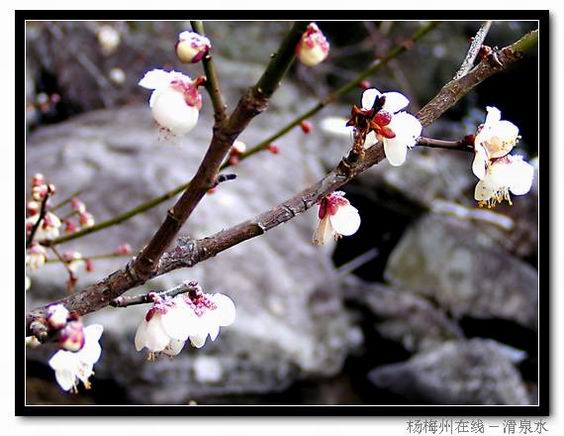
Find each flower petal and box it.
[138,69,173,90]
[160,300,196,340]
[211,294,236,327]
[329,204,361,236]
[484,106,501,126]
[48,350,78,371]
[474,177,497,201]
[312,216,334,246]
[383,139,408,167]
[472,145,488,180]
[143,316,172,352]
[382,92,409,113]
[134,319,149,352]
[388,112,423,148]
[162,339,186,356]
[361,88,381,110]
[189,333,208,349]
[151,88,200,135]
[507,159,535,196]
[54,369,77,391]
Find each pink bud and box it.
[358,80,371,90]
[71,197,86,214]
[176,31,211,64]
[300,121,313,134]
[266,144,280,154]
[64,219,78,234]
[31,173,45,187]
[85,259,95,272]
[115,243,132,256]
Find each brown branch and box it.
[110,281,201,308]
[416,136,473,152]
[453,21,493,80]
[417,29,537,127]
[131,22,308,281]
[26,28,538,337]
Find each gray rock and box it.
[343,278,464,352]
[368,339,530,405]
[385,214,538,330]
[25,101,361,404]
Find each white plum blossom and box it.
[474,155,534,208]
[47,304,70,329]
[472,106,520,179]
[135,290,236,357]
[134,295,190,357]
[176,292,236,349]
[139,69,203,136]
[312,191,361,246]
[176,31,211,63]
[26,211,62,241]
[26,243,47,270]
[360,88,422,167]
[296,23,330,67]
[48,324,103,393]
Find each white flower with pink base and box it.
[48,324,103,393]
[139,69,203,136]
[360,88,422,167]
[134,290,236,358]
[312,191,361,245]
[472,106,520,179]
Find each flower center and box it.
[170,79,203,110]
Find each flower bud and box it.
[32,173,45,187]
[296,23,330,67]
[109,67,126,85]
[97,25,121,55]
[47,304,70,330]
[26,201,40,217]
[85,259,95,272]
[300,121,313,134]
[59,320,85,352]
[79,212,95,228]
[176,31,211,64]
[266,144,280,154]
[71,197,86,214]
[115,243,132,255]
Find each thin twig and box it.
[26,28,539,337]
[26,187,52,248]
[454,21,493,80]
[110,281,201,308]
[191,21,228,126]
[416,136,473,152]
[50,190,82,212]
[50,246,77,293]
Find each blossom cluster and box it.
[135,287,236,359]
[34,304,105,393]
[25,174,97,291]
[471,106,534,207]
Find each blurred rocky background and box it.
[25,20,539,405]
